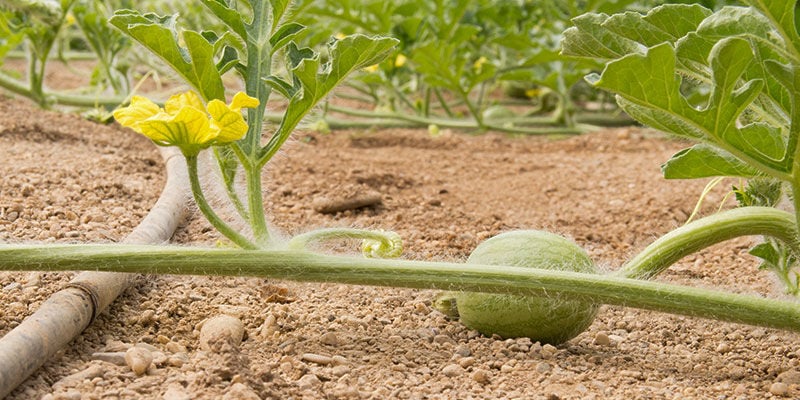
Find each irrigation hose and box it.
[0,146,191,399]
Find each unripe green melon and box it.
[454,230,599,345]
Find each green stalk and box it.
[0,70,127,108]
[618,206,800,280]
[324,105,585,135]
[186,155,258,250]
[0,244,799,332]
[240,0,273,244]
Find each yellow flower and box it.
[394,54,407,68]
[113,91,259,156]
[473,56,488,71]
[363,64,379,73]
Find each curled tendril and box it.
[361,231,403,258]
[287,228,403,259]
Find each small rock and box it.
[715,342,731,354]
[536,362,552,373]
[332,365,350,377]
[52,365,105,391]
[125,347,153,376]
[472,369,491,384]
[433,334,456,345]
[594,332,611,346]
[165,341,188,354]
[167,353,189,368]
[162,384,192,400]
[199,315,245,352]
[458,357,476,368]
[138,309,156,325]
[91,351,127,366]
[442,364,463,377]
[301,353,333,365]
[769,382,789,397]
[297,374,322,390]
[222,383,261,400]
[500,364,514,373]
[320,332,340,346]
[541,344,557,359]
[454,345,471,357]
[777,369,800,385]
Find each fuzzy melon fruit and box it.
[454,230,599,345]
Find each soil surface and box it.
[2,95,800,400]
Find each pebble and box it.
[472,369,491,384]
[541,344,557,359]
[715,342,731,354]
[778,369,800,385]
[52,365,105,391]
[434,334,456,345]
[199,315,245,352]
[331,365,350,377]
[454,345,471,357]
[442,364,464,377]
[536,362,552,373]
[297,373,322,390]
[594,332,611,346]
[301,353,333,365]
[320,332,340,346]
[769,382,789,397]
[125,346,153,376]
[458,357,476,368]
[91,351,127,366]
[166,341,188,354]
[167,353,189,368]
[162,384,192,400]
[222,383,261,400]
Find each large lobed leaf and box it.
[563,3,797,181]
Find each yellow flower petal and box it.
[138,106,213,148]
[207,99,249,143]
[394,53,407,68]
[228,92,259,112]
[165,91,206,115]
[113,96,161,132]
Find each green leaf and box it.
[601,5,712,48]
[750,241,781,268]
[592,38,790,177]
[261,34,398,162]
[561,13,640,60]
[199,0,246,40]
[741,0,800,53]
[662,145,761,179]
[270,0,291,32]
[270,22,306,54]
[110,10,225,101]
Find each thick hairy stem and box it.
[618,207,800,280]
[1,245,799,332]
[0,146,190,399]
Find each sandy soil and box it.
[2,95,800,400]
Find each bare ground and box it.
[1,96,800,400]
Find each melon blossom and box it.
[113,91,259,156]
